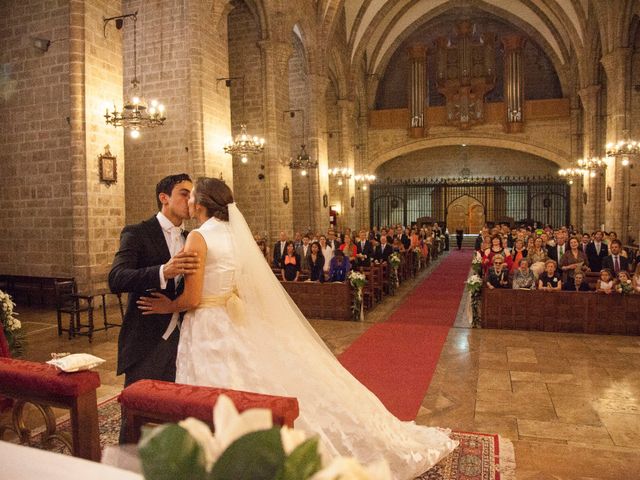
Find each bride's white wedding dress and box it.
[176,205,457,479]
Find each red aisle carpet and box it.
[339,249,473,420]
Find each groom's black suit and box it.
[109,216,184,383]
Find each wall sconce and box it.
[606,186,612,202]
[583,191,588,205]
[350,196,355,208]
[283,184,290,204]
[322,193,328,208]
[33,38,51,52]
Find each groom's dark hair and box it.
[156,173,192,210]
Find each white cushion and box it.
[47,353,106,372]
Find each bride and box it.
[137,177,457,479]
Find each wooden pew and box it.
[482,288,640,335]
[0,274,75,307]
[281,281,353,320]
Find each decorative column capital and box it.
[578,84,601,102]
[600,47,630,78]
[502,34,526,52]
[407,44,427,59]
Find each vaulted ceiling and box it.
[343,0,588,74]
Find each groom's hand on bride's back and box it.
[163,250,200,279]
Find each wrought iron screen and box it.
[370,176,569,231]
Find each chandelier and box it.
[576,156,607,177]
[328,131,353,186]
[104,12,166,139]
[354,173,376,190]
[282,110,317,176]
[606,130,639,166]
[219,77,265,163]
[558,167,585,184]
[224,124,265,164]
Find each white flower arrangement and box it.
[348,271,367,289]
[388,252,401,269]
[0,289,23,356]
[138,394,391,480]
[465,274,483,294]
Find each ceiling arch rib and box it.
[348,0,586,75]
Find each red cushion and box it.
[0,357,101,397]
[119,379,299,427]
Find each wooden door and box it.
[446,195,485,234]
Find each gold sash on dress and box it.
[197,290,245,323]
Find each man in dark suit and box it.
[601,239,630,274]
[273,231,288,267]
[547,231,568,265]
[327,229,341,252]
[586,230,608,272]
[374,234,393,262]
[109,174,198,442]
[355,229,374,267]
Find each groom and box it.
[109,173,199,393]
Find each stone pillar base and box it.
[408,126,426,138]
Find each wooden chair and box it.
[53,280,92,339]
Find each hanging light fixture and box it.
[558,167,586,184]
[104,12,166,139]
[282,109,318,176]
[328,131,353,186]
[354,174,376,190]
[576,156,607,177]
[606,130,638,167]
[219,76,265,163]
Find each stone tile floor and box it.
[4,254,640,479]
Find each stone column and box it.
[569,94,582,228]
[502,35,526,133]
[578,84,603,232]
[308,72,331,233]
[408,45,427,138]
[601,48,631,240]
[258,39,294,240]
[337,98,356,230]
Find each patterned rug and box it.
[28,396,515,480]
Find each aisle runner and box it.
[339,249,473,420]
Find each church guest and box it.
[586,230,608,272]
[256,238,270,262]
[511,238,527,272]
[559,236,588,283]
[615,271,632,294]
[529,236,548,276]
[307,241,325,283]
[273,231,288,268]
[512,258,536,290]
[328,249,351,282]
[355,229,373,267]
[486,254,509,289]
[595,268,614,294]
[281,241,300,282]
[340,234,358,262]
[296,234,312,271]
[601,239,630,274]
[318,235,333,275]
[482,234,513,274]
[563,271,591,291]
[538,260,562,291]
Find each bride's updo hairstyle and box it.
[194,177,234,221]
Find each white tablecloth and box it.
[0,441,143,480]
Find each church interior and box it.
[2,0,640,479]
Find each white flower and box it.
[280,425,308,455]
[178,417,218,471]
[309,457,392,480]
[211,394,273,457]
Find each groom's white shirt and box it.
[156,211,185,340]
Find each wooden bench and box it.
[119,379,300,443]
[0,357,101,460]
[281,281,353,320]
[482,288,640,335]
[0,275,75,307]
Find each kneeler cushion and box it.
[119,379,299,427]
[0,357,101,397]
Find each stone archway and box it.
[446,195,485,234]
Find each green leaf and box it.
[275,438,322,480]
[210,428,286,480]
[138,424,208,480]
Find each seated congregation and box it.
[475,224,640,335]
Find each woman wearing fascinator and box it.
[137,177,457,479]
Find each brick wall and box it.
[0,0,73,277]
[227,1,269,237]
